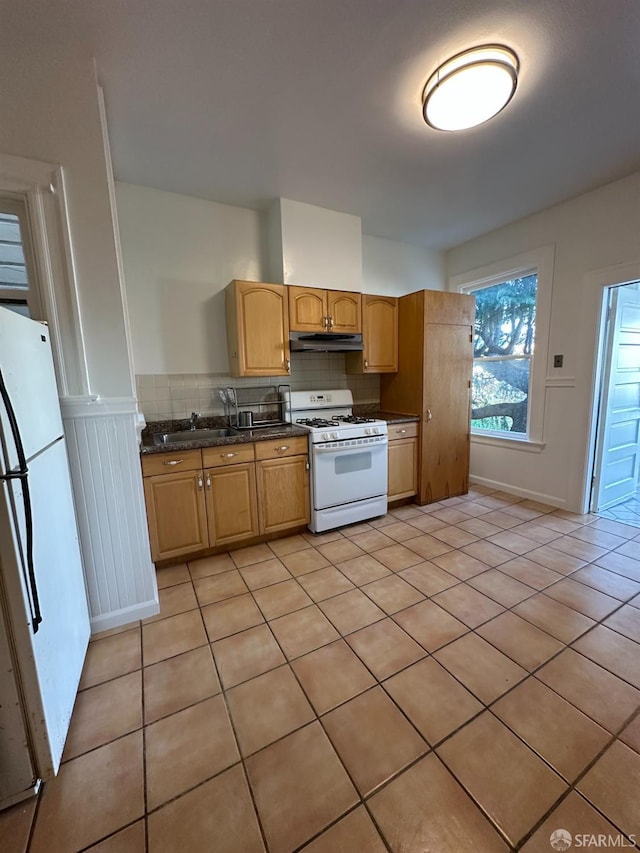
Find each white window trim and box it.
[449,245,555,449]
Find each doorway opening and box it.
[0,195,42,320]
[590,280,640,523]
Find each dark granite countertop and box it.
[354,406,420,424]
[140,417,309,455]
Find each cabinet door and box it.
[205,463,259,547]
[227,281,291,376]
[421,323,472,503]
[143,470,208,562]
[288,286,327,331]
[327,291,361,333]
[256,456,310,534]
[423,290,476,326]
[363,295,397,372]
[388,437,418,500]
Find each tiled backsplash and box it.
[135,353,380,421]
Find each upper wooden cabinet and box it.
[288,286,326,331]
[226,280,291,377]
[288,285,361,333]
[346,294,398,374]
[327,291,361,332]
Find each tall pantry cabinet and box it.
[380,290,475,504]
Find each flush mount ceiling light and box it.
[422,44,519,131]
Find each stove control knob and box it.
[364,428,371,435]
[322,432,329,441]
[331,432,338,440]
[372,427,379,435]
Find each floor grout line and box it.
[26,486,640,852]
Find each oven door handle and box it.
[313,441,388,454]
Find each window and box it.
[451,245,554,447]
[468,273,537,435]
[0,197,40,318]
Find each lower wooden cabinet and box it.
[142,440,310,561]
[205,462,259,547]
[387,422,419,501]
[143,469,209,562]
[256,455,310,534]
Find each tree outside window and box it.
[468,273,537,435]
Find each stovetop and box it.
[295,415,379,429]
[287,389,388,443]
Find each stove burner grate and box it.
[332,415,376,425]
[296,418,337,428]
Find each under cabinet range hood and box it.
[289,331,363,352]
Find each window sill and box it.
[470,432,546,453]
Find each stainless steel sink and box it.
[153,428,237,445]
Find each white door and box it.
[593,283,640,511]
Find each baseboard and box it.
[469,475,566,509]
[90,597,159,635]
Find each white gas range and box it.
[287,390,388,532]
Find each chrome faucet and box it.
[188,411,200,431]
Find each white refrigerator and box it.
[0,308,90,810]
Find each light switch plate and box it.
[553,354,564,368]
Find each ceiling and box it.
[7,0,640,249]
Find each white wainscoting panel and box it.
[61,396,159,633]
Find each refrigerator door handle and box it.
[0,368,43,633]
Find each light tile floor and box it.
[597,487,640,525]
[4,485,640,852]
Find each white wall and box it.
[116,183,265,375]
[268,198,363,292]
[0,27,157,629]
[0,46,134,399]
[363,235,445,295]
[446,171,640,512]
[118,184,445,378]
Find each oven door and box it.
[312,439,388,509]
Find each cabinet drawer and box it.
[255,436,309,460]
[387,422,419,441]
[202,443,255,468]
[141,449,203,477]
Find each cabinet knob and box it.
[398,428,407,434]
[221,452,237,458]
[425,409,432,422]
[285,359,291,372]
[197,475,203,490]
[276,445,289,452]
[164,459,183,466]
[206,474,211,489]
[364,359,368,369]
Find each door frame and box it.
[589,283,640,512]
[582,261,640,514]
[0,152,90,397]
